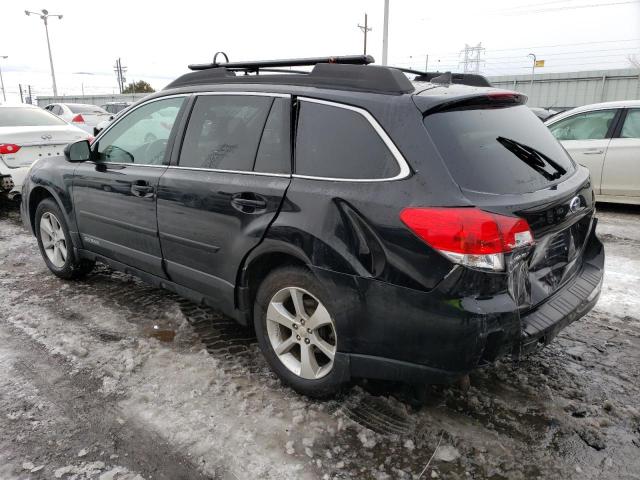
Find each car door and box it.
[548,109,619,194]
[601,108,640,198]
[73,95,187,277]
[157,93,291,307]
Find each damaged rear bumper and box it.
[517,229,604,356]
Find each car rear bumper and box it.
[312,227,604,384]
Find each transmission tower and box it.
[460,43,485,73]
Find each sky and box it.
[1,0,639,102]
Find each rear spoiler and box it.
[422,91,528,116]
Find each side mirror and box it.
[64,140,91,162]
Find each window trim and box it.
[292,97,411,182]
[91,93,190,167]
[171,91,293,177]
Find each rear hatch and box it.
[418,93,595,310]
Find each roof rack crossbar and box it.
[188,55,374,71]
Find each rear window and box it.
[0,107,67,127]
[424,104,575,194]
[68,104,106,114]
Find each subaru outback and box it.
[21,55,604,397]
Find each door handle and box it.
[231,193,268,213]
[131,181,155,197]
[583,149,604,155]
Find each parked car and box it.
[94,102,133,134]
[101,102,131,115]
[21,55,604,397]
[546,100,640,204]
[530,106,558,122]
[0,103,89,200]
[43,103,111,135]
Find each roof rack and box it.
[188,54,374,72]
[167,54,415,94]
[166,54,491,94]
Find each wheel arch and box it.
[236,242,312,325]
[28,186,59,235]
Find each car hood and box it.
[0,125,89,146]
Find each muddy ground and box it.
[0,201,639,480]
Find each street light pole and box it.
[382,0,389,65]
[25,9,63,97]
[0,56,7,102]
[528,53,537,90]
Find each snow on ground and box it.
[1,203,640,479]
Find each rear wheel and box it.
[254,267,346,397]
[35,198,95,279]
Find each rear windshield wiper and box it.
[497,136,566,181]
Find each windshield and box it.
[0,107,68,127]
[68,104,107,114]
[423,104,575,194]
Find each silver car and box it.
[546,100,640,205]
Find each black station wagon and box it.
[21,55,604,397]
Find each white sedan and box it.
[43,102,111,135]
[546,100,640,205]
[0,104,90,199]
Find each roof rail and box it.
[188,54,374,72]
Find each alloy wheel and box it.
[40,212,67,268]
[266,287,337,380]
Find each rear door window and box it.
[179,95,273,171]
[549,110,617,141]
[254,98,290,174]
[295,101,400,180]
[424,104,576,194]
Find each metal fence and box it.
[36,93,150,108]
[488,68,640,111]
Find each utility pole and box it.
[28,85,33,104]
[460,43,485,73]
[358,13,372,56]
[382,0,389,65]
[425,54,429,72]
[18,84,24,103]
[25,9,63,97]
[114,58,127,94]
[528,53,537,89]
[0,56,7,102]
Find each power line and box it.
[499,0,640,15]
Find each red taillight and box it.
[0,143,21,155]
[72,114,85,123]
[400,207,534,270]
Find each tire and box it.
[254,266,347,398]
[35,198,95,280]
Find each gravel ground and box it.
[0,201,639,480]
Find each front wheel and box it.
[254,267,347,398]
[35,198,95,280]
